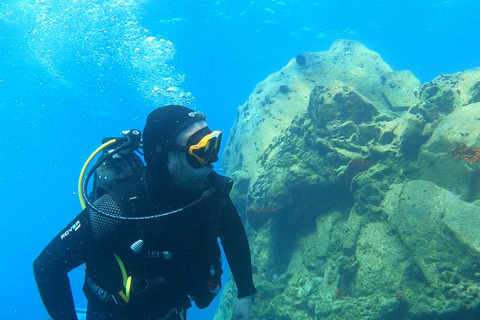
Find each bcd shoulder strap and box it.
[99,168,149,219]
[92,149,149,218]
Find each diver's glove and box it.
[231,295,255,320]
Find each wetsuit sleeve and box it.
[216,197,257,298]
[34,209,93,320]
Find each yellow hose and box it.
[78,139,118,209]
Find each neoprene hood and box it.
[143,105,206,169]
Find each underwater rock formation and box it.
[216,40,480,320]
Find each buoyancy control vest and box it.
[78,129,229,310]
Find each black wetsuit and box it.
[34,174,256,320]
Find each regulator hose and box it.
[77,129,230,220]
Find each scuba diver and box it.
[34,105,256,320]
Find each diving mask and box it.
[172,130,222,166]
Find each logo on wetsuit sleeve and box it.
[60,220,81,240]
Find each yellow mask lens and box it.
[189,131,222,165]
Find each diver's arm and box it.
[34,209,93,320]
[217,198,257,298]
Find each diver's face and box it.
[167,120,214,191]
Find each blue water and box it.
[0,0,479,319]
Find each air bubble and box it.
[7,0,193,106]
